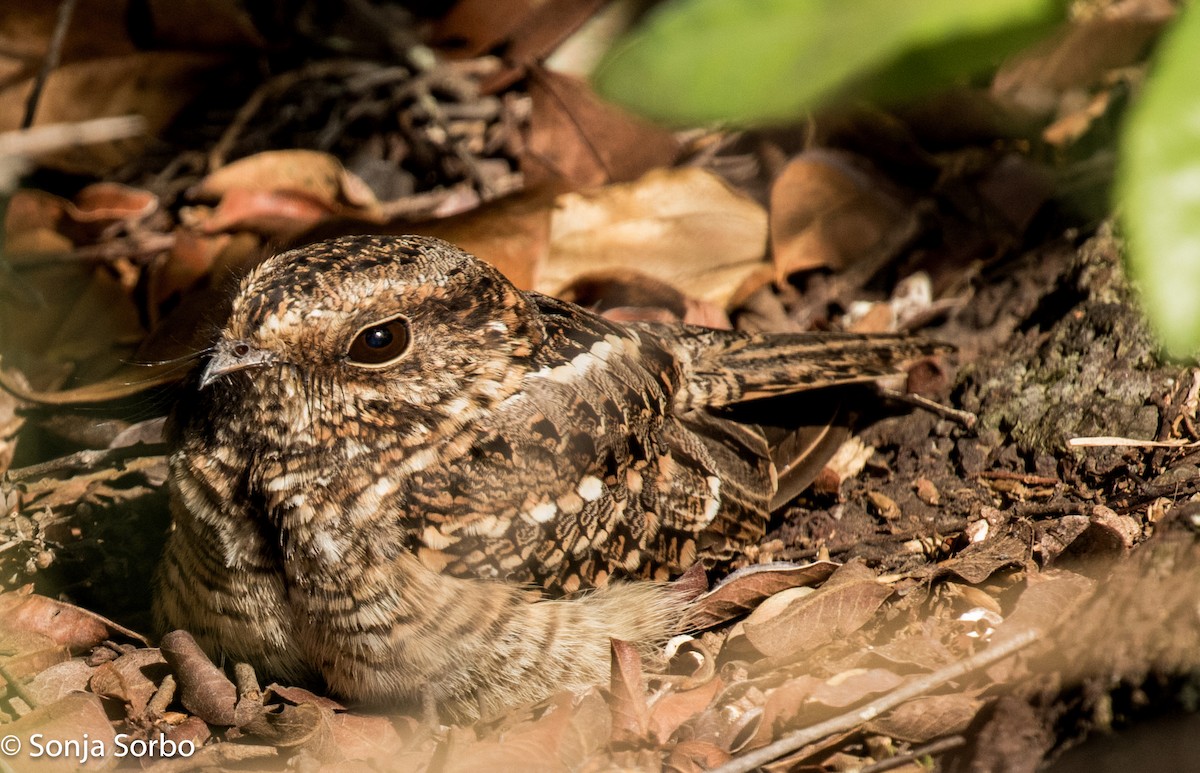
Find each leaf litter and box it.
[2,1,1199,770]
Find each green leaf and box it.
[593,0,1063,126]
[1119,5,1200,359]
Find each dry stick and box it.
[710,628,1041,773]
[0,116,145,158]
[5,443,167,483]
[883,388,978,429]
[21,0,78,128]
[856,735,966,773]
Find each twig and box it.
[0,660,39,711]
[855,735,966,773]
[710,628,1041,773]
[0,116,145,158]
[22,0,78,128]
[882,389,977,429]
[5,443,167,483]
[1069,435,1200,449]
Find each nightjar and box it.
[155,234,943,721]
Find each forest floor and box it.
[2,2,1199,771]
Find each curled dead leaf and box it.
[160,629,238,726]
[690,561,839,630]
[546,167,768,308]
[769,150,912,279]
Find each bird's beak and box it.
[199,341,276,389]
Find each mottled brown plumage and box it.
[154,234,942,721]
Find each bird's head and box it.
[199,235,543,439]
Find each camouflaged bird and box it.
[155,234,942,721]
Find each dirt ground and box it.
[3,2,1199,771]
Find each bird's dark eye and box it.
[347,315,410,367]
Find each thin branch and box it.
[22,0,79,128]
[710,628,1041,773]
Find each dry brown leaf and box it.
[0,361,179,406]
[742,563,893,660]
[647,677,723,745]
[0,627,70,682]
[5,189,69,244]
[440,693,593,773]
[22,659,95,706]
[410,189,555,291]
[546,167,767,307]
[997,570,1096,648]
[193,150,386,236]
[558,268,732,329]
[0,53,221,174]
[89,648,168,715]
[769,150,911,278]
[197,187,337,237]
[866,694,984,742]
[690,561,839,630]
[665,739,731,773]
[160,629,238,726]
[326,712,408,764]
[524,66,678,189]
[197,150,379,211]
[755,669,907,749]
[866,635,957,671]
[0,586,141,652]
[0,692,116,773]
[609,638,651,745]
[930,533,1030,584]
[240,702,331,749]
[268,684,347,712]
[68,182,159,228]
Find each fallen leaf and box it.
[608,639,651,745]
[866,694,984,742]
[89,648,168,715]
[197,150,380,212]
[648,677,723,745]
[769,150,912,278]
[0,692,116,772]
[558,268,732,328]
[0,53,221,174]
[327,711,407,763]
[0,587,143,652]
[524,66,679,189]
[690,561,839,630]
[197,187,336,237]
[160,629,237,726]
[22,660,96,706]
[931,533,1030,584]
[546,167,768,306]
[665,739,731,773]
[755,669,906,747]
[742,563,893,660]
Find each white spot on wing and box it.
[704,476,722,522]
[577,476,603,501]
[530,502,558,523]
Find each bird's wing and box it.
[406,295,769,593]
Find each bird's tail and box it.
[669,330,948,411]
